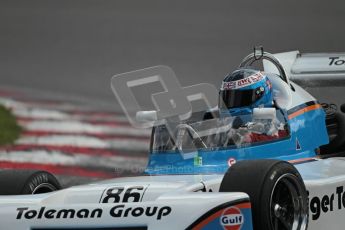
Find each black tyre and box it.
[220,159,308,230]
[0,170,61,195]
[323,111,345,153]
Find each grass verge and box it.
[0,105,21,146]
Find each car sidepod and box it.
[0,189,253,230]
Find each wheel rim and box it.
[32,183,58,194]
[270,173,308,230]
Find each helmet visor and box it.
[219,86,265,109]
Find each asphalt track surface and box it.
[1,0,345,186]
[1,0,345,107]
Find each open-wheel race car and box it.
[1,49,345,230]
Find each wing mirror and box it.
[253,108,276,120]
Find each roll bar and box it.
[239,46,290,86]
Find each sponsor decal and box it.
[16,207,103,220]
[222,82,236,90]
[266,79,272,89]
[100,185,148,203]
[16,205,171,220]
[194,155,203,166]
[296,138,302,150]
[250,73,263,83]
[187,202,251,230]
[220,206,244,230]
[227,158,236,167]
[110,205,171,220]
[309,186,345,220]
[237,78,252,87]
[221,73,264,90]
[329,57,345,66]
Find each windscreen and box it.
[151,110,289,154]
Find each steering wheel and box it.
[239,48,290,86]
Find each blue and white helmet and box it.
[219,68,273,115]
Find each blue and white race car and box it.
[1,49,345,230]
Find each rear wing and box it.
[263,51,345,87]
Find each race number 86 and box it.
[101,186,147,203]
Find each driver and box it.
[218,68,287,145]
[219,68,273,117]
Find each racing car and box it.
[1,48,345,230]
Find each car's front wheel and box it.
[0,170,61,195]
[220,159,308,230]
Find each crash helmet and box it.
[219,68,273,116]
